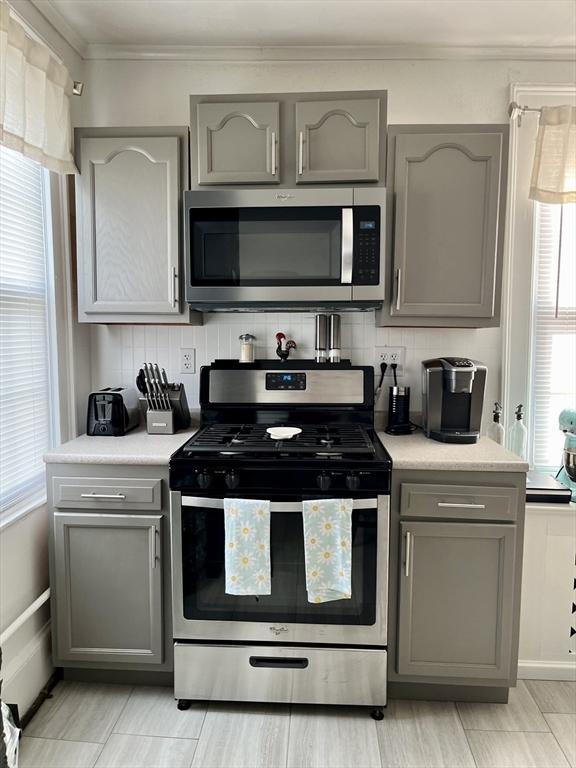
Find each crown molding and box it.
[82,43,575,63]
[29,0,87,58]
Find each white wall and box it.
[81,56,575,428]
[91,312,502,427]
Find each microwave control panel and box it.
[353,206,381,285]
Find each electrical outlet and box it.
[375,346,405,377]
[180,348,196,373]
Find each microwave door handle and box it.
[341,208,353,284]
[270,130,277,176]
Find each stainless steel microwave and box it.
[184,188,385,310]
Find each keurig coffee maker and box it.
[422,358,487,443]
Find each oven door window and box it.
[190,207,342,286]
[181,505,377,625]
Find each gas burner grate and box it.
[182,423,376,456]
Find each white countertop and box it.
[44,423,527,472]
[377,431,529,472]
[44,425,198,465]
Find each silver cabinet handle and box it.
[171,266,178,307]
[298,131,304,175]
[80,492,127,500]
[395,268,402,311]
[405,530,412,577]
[341,208,353,285]
[437,502,487,509]
[150,527,158,569]
[270,130,277,176]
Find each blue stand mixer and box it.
[556,408,576,501]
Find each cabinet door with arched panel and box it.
[295,98,381,183]
[77,134,183,319]
[390,128,505,319]
[196,101,280,184]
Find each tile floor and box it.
[19,679,576,768]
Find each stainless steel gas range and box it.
[169,360,391,718]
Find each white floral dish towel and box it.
[224,498,271,595]
[302,498,353,603]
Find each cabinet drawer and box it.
[400,483,518,521]
[53,477,162,510]
[175,643,387,706]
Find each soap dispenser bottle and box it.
[488,402,505,445]
[509,404,528,459]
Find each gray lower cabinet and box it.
[196,101,280,184]
[295,98,380,183]
[397,520,517,680]
[75,127,199,324]
[53,511,163,665]
[377,125,508,327]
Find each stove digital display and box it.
[266,372,306,390]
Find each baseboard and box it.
[518,660,576,681]
[1,621,53,715]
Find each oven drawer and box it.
[52,477,162,510]
[174,643,387,706]
[400,483,519,521]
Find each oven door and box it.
[170,492,389,646]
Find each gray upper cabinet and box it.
[53,511,163,665]
[378,125,508,327]
[197,101,280,184]
[397,520,517,681]
[75,128,198,324]
[295,98,380,184]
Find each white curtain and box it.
[0,0,77,174]
[529,105,576,204]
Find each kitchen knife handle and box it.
[298,131,304,175]
[270,130,277,176]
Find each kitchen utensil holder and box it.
[146,408,175,435]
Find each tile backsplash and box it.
[90,312,502,430]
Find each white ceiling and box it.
[31,0,576,57]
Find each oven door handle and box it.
[180,496,379,511]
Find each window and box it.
[530,202,576,471]
[0,144,58,516]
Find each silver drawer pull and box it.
[80,492,127,500]
[437,502,486,509]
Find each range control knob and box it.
[196,470,212,490]
[345,473,360,491]
[225,470,240,490]
[316,473,331,491]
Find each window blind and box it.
[530,202,576,470]
[0,144,52,510]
